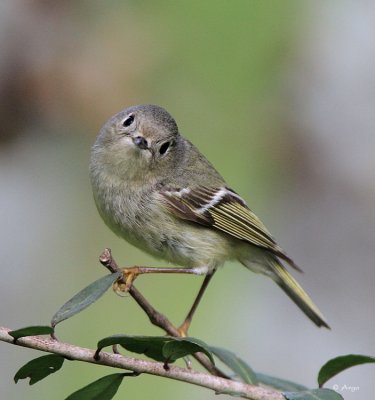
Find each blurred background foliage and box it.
[1,1,374,399]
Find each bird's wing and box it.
[161,186,300,271]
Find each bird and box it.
[90,104,329,334]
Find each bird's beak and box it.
[132,135,149,150]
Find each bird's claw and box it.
[113,267,139,295]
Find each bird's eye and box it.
[133,136,148,150]
[123,114,134,127]
[159,141,172,155]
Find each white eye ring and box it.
[159,141,172,155]
[123,114,134,127]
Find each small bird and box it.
[90,104,329,333]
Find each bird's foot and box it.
[177,319,190,337]
[113,267,140,295]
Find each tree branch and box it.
[99,248,227,378]
[0,326,284,400]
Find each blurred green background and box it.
[1,1,374,399]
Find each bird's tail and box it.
[269,260,330,328]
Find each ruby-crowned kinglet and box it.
[90,104,329,329]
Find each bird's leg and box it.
[114,266,207,293]
[177,269,216,337]
[100,250,228,377]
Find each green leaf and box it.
[256,373,307,391]
[65,373,125,400]
[284,389,343,399]
[97,335,170,362]
[209,346,257,384]
[96,335,214,364]
[51,272,121,327]
[9,326,54,340]
[318,354,375,387]
[14,354,64,385]
[162,337,215,364]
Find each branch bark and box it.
[99,248,226,377]
[0,326,284,400]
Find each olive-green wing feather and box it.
[161,186,301,271]
[162,185,331,327]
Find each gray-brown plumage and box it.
[90,104,329,328]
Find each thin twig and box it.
[0,326,284,400]
[99,248,228,378]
